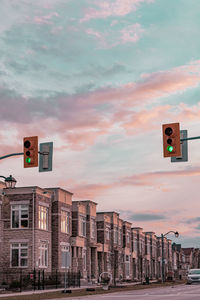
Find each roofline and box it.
[45,187,73,195]
[3,186,52,197]
[73,200,98,205]
[97,211,119,215]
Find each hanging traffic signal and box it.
[23,136,38,168]
[162,123,181,157]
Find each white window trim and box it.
[61,210,70,234]
[83,248,87,271]
[79,215,86,237]
[38,205,48,231]
[10,242,28,268]
[11,204,29,229]
[38,242,48,268]
[61,245,71,268]
[90,218,96,239]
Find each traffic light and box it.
[23,136,38,168]
[162,123,181,157]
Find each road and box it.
[50,284,200,300]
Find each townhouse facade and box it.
[0,182,200,285]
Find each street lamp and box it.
[0,175,17,188]
[161,231,179,283]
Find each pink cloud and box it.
[66,167,200,199]
[118,105,172,134]
[81,0,154,22]
[1,60,200,151]
[120,23,145,43]
[83,60,200,108]
[33,12,59,25]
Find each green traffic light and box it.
[167,145,173,152]
[26,157,31,163]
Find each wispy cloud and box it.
[81,0,154,22]
[66,166,200,199]
[120,23,144,43]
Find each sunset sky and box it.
[1,0,200,247]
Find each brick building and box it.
[0,182,200,285]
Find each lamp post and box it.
[161,231,179,283]
[0,175,17,188]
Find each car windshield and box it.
[189,270,200,274]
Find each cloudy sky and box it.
[1,0,200,247]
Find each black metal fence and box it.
[0,269,81,292]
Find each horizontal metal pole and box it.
[0,152,24,160]
[180,136,200,142]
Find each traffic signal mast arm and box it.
[0,151,49,160]
[180,136,200,142]
[0,152,24,160]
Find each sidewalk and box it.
[0,280,158,298]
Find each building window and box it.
[118,229,122,245]
[61,245,71,268]
[39,242,48,267]
[114,229,118,244]
[125,255,130,277]
[83,248,87,271]
[134,239,137,252]
[11,243,28,267]
[91,218,96,239]
[80,216,86,237]
[38,206,48,230]
[61,210,70,234]
[147,242,150,255]
[11,205,28,229]
[127,232,130,244]
[105,228,110,241]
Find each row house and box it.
[96,212,125,283]
[145,232,157,280]
[0,182,200,285]
[156,236,172,280]
[131,228,138,280]
[132,227,146,281]
[0,186,53,273]
[123,220,132,280]
[71,200,97,284]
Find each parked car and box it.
[187,269,200,284]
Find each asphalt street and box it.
[49,284,200,300]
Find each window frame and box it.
[38,205,48,231]
[38,242,48,268]
[61,245,70,268]
[80,216,86,237]
[61,210,70,234]
[10,243,28,268]
[90,218,96,239]
[11,204,29,229]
